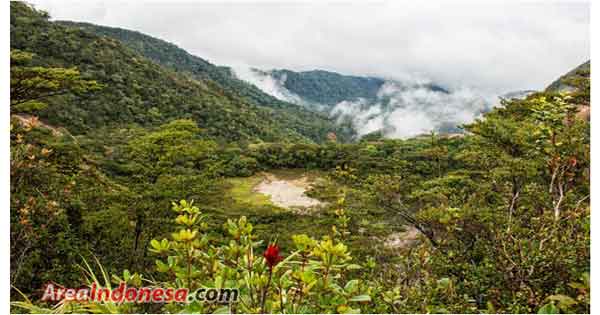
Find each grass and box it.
[266,168,323,181]
[227,175,275,207]
[214,170,335,249]
[225,169,325,207]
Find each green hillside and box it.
[267,69,385,105]
[546,60,590,105]
[56,21,354,135]
[546,60,590,92]
[11,3,345,143]
[264,68,449,106]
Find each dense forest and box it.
[56,21,344,115]
[262,69,385,106]
[56,21,448,114]
[264,69,450,108]
[10,2,590,314]
[11,3,353,143]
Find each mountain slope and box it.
[56,21,334,115]
[266,69,386,105]
[52,19,486,140]
[11,3,343,143]
[234,68,450,109]
[545,60,590,107]
[546,60,590,93]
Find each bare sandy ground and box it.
[254,173,323,209]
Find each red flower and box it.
[570,157,578,167]
[263,244,283,269]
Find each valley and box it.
[9,2,590,314]
[59,20,494,140]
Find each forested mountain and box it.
[11,5,347,143]
[547,60,591,93]
[232,67,491,138]
[57,21,308,111]
[10,2,590,314]
[53,21,450,114]
[235,67,449,108]
[546,60,590,107]
[256,69,387,105]
[55,20,483,140]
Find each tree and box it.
[529,95,589,220]
[10,49,101,112]
[123,119,218,269]
[463,114,540,225]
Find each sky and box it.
[29,0,590,95]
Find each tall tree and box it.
[10,49,101,112]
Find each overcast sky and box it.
[29,1,590,94]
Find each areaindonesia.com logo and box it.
[42,282,239,304]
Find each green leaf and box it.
[150,239,160,249]
[212,306,230,314]
[348,294,371,302]
[345,264,362,270]
[155,260,169,272]
[546,294,577,310]
[538,303,559,314]
[344,307,361,314]
[344,279,359,293]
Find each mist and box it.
[233,66,307,105]
[233,67,492,139]
[331,81,491,138]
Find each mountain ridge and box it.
[57,21,310,111]
[10,5,347,143]
[40,13,590,141]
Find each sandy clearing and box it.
[254,174,323,209]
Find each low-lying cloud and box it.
[330,81,492,138]
[234,67,493,139]
[233,66,306,105]
[27,0,589,138]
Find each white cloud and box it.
[232,65,305,104]
[329,80,492,139]
[28,0,589,95]
[387,108,434,139]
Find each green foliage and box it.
[112,119,220,270]
[139,200,371,313]
[11,92,590,312]
[10,49,102,113]
[268,69,385,106]
[10,116,131,300]
[546,60,590,104]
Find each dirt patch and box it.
[254,173,323,210]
